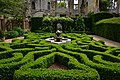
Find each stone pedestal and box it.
[54,37,62,42]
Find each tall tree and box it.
[99,0,110,11]
[0,0,24,16]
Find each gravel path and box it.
[49,62,68,70]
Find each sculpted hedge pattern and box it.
[0,32,120,80]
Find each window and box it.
[32,1,35,9]
[74,0,78,10]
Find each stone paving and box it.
[90,35,120,47]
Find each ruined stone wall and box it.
[87,0,99,13]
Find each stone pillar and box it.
[38,0,40,10]
[118,0,120,14]
[68,0,74,16]
[78,0,81,13]
[50,0,56,16]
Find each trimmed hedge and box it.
[57,45,120,80]
[94,17,120,42]
[14,52,100,80]
[0,32,120,80]
[92,11,114,22]
[31,17,43,31]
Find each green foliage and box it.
[94,17,120,42]
[5,27,24,39]
[0,29,5,39]
[42,17,74,32]
[0,0,24,16]
[43,16,73,22]
[14,52,99,80]
[0,32,120,80]
[92,11,114,22]
[99,0,110,11]
[5,31,19,38]
[75,16,86,31]
[31,17,43,32]
[57,2,66,8]
[13,27,24,36]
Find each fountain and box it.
[45,23,71,44]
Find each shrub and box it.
[94,17,120,42]
[42,16,73,32]
[13,27,24,36]
[31,17,43,31]
[5,31,19,39]
[14,52,100,80]
[0,29,5,39]
[92,11,114,22]
[75,16,86,31]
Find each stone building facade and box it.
[29,0,99,17]
[109,0,120,14]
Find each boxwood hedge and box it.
[94,17,120,42]
[0,32,120,80]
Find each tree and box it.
[57,2,66,8]
[99,0,110,11]
[0,0,24,16]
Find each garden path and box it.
[90,35,120,47]
[4,37,24,43]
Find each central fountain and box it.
[45,23,71,44]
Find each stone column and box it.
[68,0,74,16]
[38,0,40,10]
[118,0,120,14]
[78,0,81,13]
[50,0,56,16]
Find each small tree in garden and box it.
[99,0,110,11]
[57,2,66,8]
[75,15,86,32]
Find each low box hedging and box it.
[0,45,53,80]
[57,45,120,80]
[14,52,100,80]
[0,45,12,51]
[89,44,107,52]
[0,53,23,64]
[0,52,24,80]
[94,17,120,42]
[80,53,120,80]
